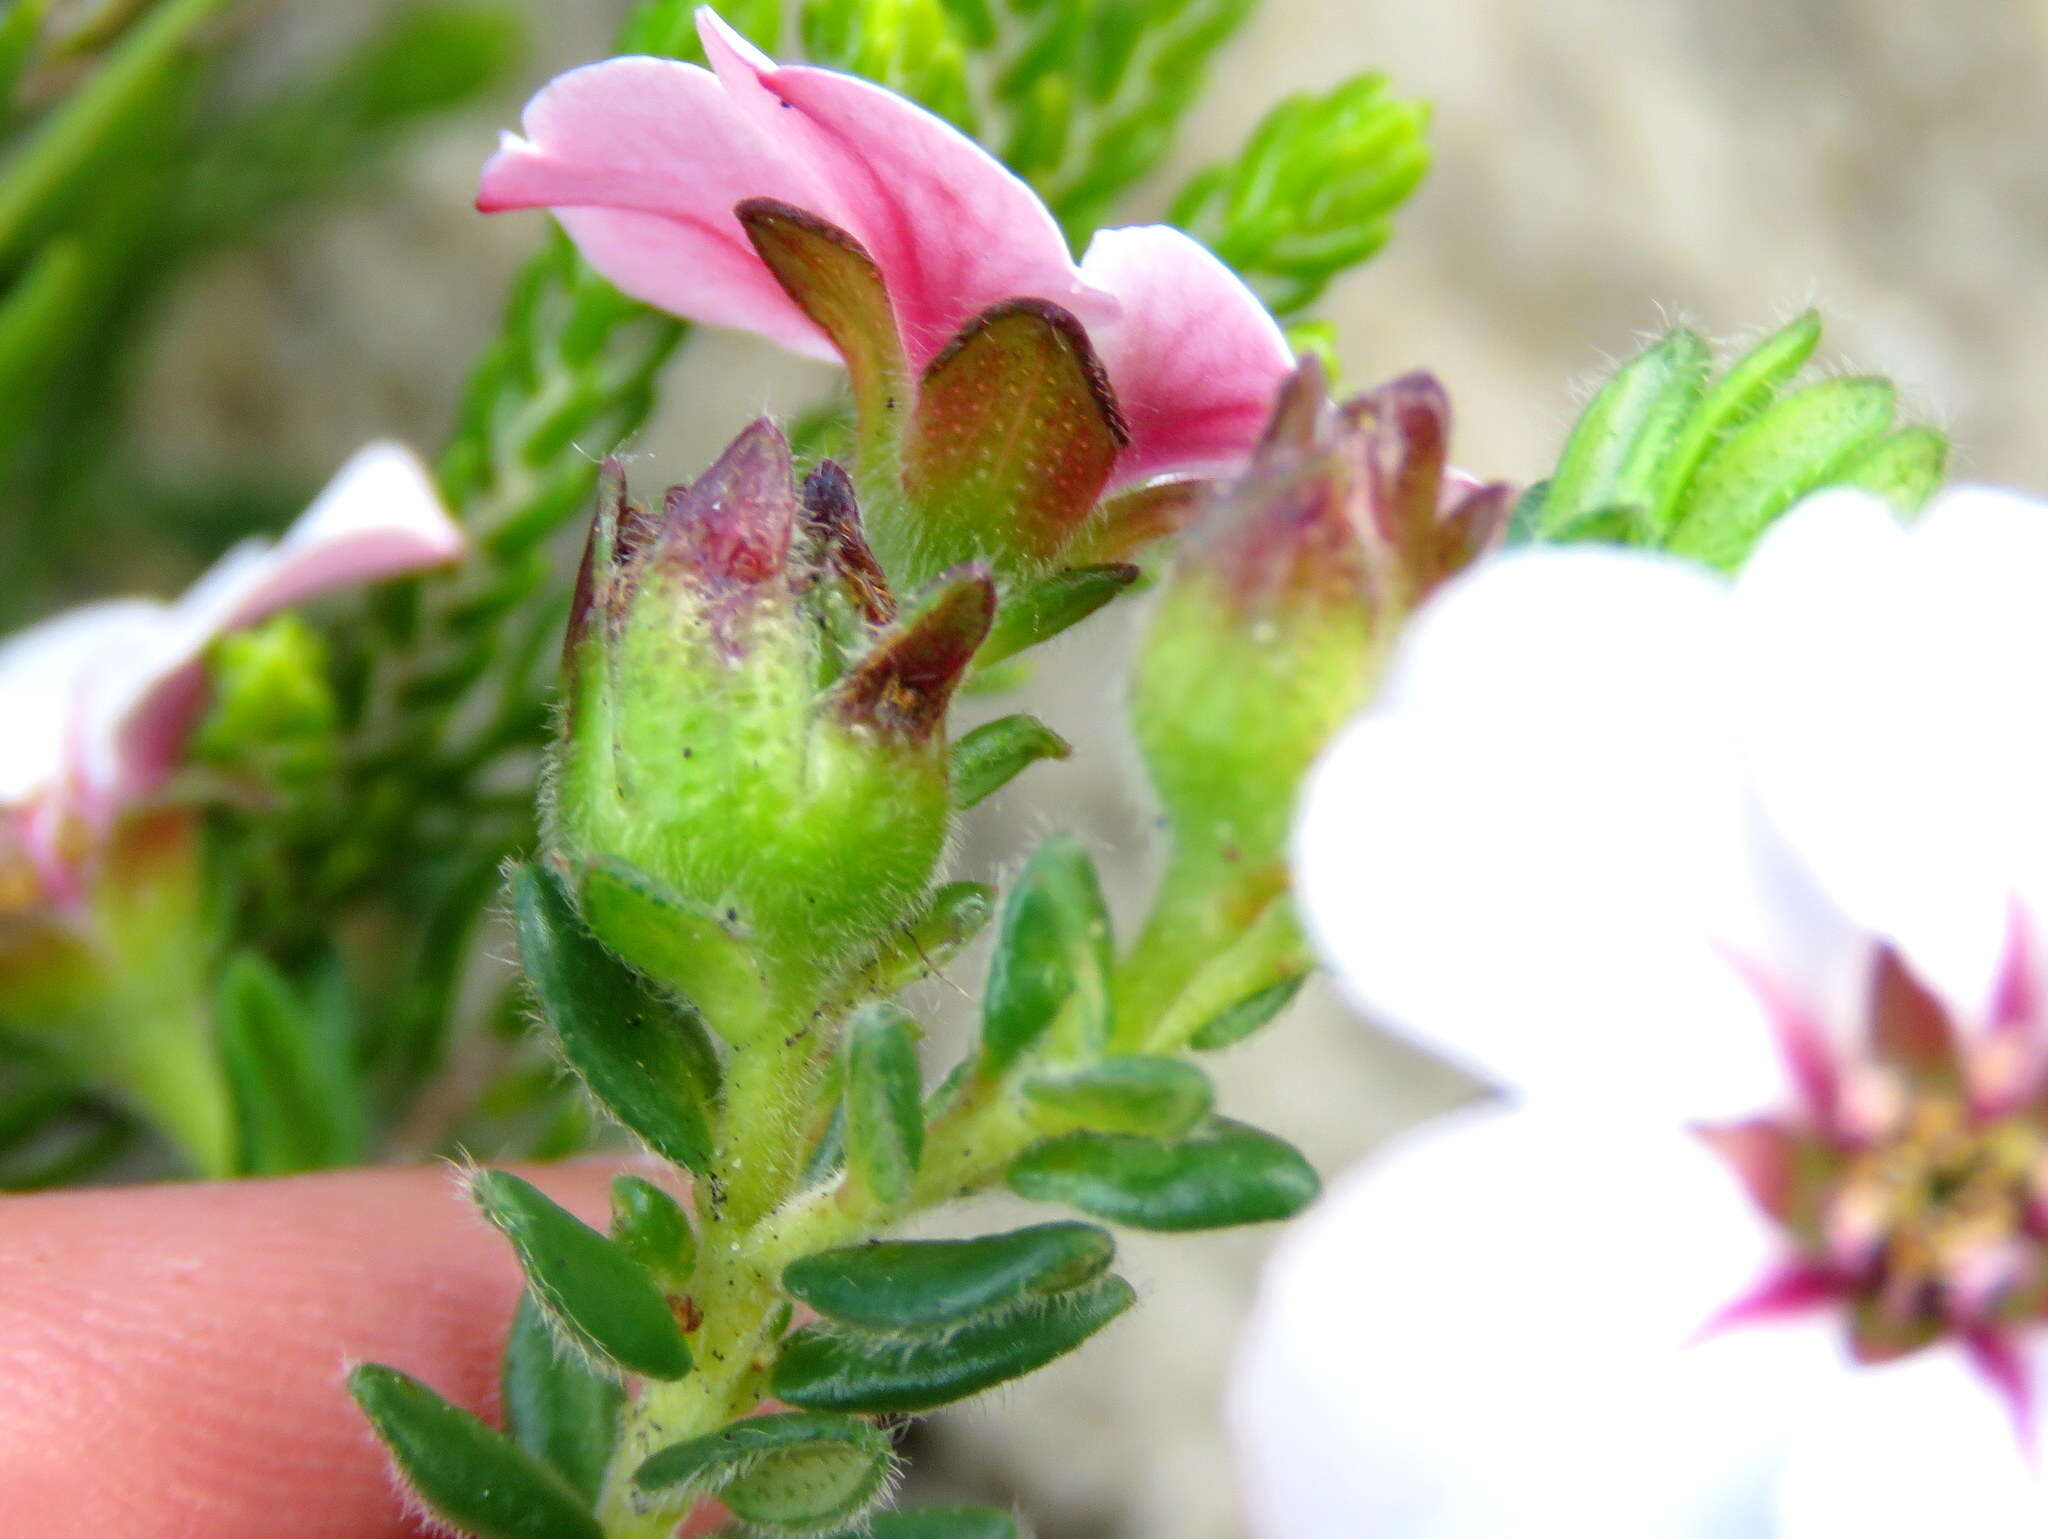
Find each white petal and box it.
[1229,1106,1836,1539]
[0,599,170,805]
[1776,1341,2048,1539]
[1294,549,1853,1116]
[1739,485,2048,1014]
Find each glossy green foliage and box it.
[471,1169,692,1381]
[973,563,1142,671]
[348,1363,601,1539]
[1173,71,1431,315]
[501,1292,623,1503]
[610,1174,697,1291]
[510,862,718,1175]
[1020,1055,1213,1139]
[638,1412,895,1533]
[772,1277,1134,1413]
[1527,312,1947,567]
[950,715,1071,809]
[980,837,1113,1075]
[1009,1117,1320,1230]
[216,952,364,1174]
[1188,974,1308,1051]
[782,1222,1116,1330]
[844,1004,926,1206]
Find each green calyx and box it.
[546,424,996,1025]
[1131,361,1510,875]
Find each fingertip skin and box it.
[0,1162,618,1539]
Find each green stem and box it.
[1109,845,1279,1051]
[0,0,233,264]
[96,996,236,1178]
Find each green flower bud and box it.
[1132,359,1512,873]
[547,421,993,1031]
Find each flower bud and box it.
[1131,358,1512,873]
[548,421,993,1031]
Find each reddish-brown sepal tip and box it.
[653,418,796,587]
[830,565,996,743]
[801,460,895,624]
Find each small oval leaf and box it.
[511,861,718,1174]
[771,1278,1134,1414]
[472,1168,692,1381]
[610,1174,697,1291]
[1188,974,1307,1051]
[981,838,1112,1076]
[348,1362,601,1539]
[782,1222,1116,1331]
[637,1411,893,1532]
[949,714,1070,810]
[1021,1056,1214,1139]
[501,1292,623,1503]
[1007,1118,1320,1231]
[844,1004,925,1207]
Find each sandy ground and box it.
[132,2,2048,1532]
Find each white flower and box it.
[1233,485,2048,1538]
[0,442,462,899]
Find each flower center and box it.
[1834,1095,2045,1332]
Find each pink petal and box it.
[694,9,1104,369]
[1077,224,1293,491]
[476,56,844,363]
[108,443,462,799]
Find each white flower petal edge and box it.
[1291,546,1860,1117]
[0,442,460,824]
[1737,485,2048,1012]
[1775,1341,2048,1538]
[1229,1105,1837,1539]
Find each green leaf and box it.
[637,1411,894,1532]
[1188,974,1307,1051]
[511,861,719,1174]
[1020,1056,1213,1139]
[1667,377,1897,569]
[844,1003,925,1207]
[772,1277,1134,1413]
[348,1363,602,1539]
[840,881,995,1003]
[782,1222,1116,1330]
[610,1174,697,1290]
[1008,1117,1319,1231]
[502,1292,623,1502]
[471,1169,692,1381]
[980,837,1113,1076]
[1834,424,1947,514]
[1171,71,1431,316]
[575,854,763,1047]
[899,299,1127,579]
[216,952,364,1174]
[1540,329,1709,539]
[1649,310,1822,536]
[975,563,1141,671]
[950,714,1071,809]
[860,1509,1022,1539]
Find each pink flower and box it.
[0,442,463,901]
[476,8,1292,496]
[1241,486,2048,1537]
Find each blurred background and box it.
[9,0,2048,1533]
